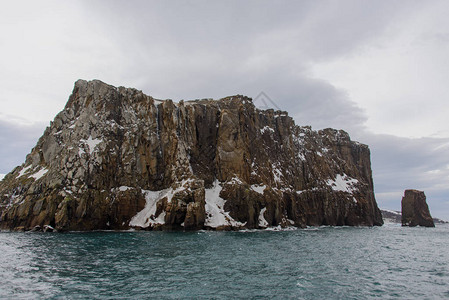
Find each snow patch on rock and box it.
[118,186,132,192]
[30,168,48,181]
[261,126,275,134]
[227,176,243,185]
[326,174,359,193]
[251,184,266,194]
[129,179,196,228]
[205,180,246,228]
[18,165,33,177]
[383,209,401,216]
[80,136,102,155]
[258,207,268,227]
[129,189,169,228]
[164,179,194,203]
[272,167,282,183]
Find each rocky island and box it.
[401,189,435,227]
[0,80,383,231]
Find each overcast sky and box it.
[1,0,448,219]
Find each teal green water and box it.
[1,224,449,299]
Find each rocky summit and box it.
[0,80,383,231]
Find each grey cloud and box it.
[86,0,424,62]
[363,133,449,219]
[74,0,421,135]
[0,119,46,174]
[248,75,368,134]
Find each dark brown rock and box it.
[401,190,435,227]
[0,79,383,231]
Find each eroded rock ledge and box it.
[0,79,383,231]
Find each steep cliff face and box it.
[0,80,383,231]
[401,190,435,227]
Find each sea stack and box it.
[401,189,435,227]
[0,80,383,231]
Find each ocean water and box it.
[1,224,448,299]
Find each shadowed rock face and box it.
[0,80,383,231]
[401,190,435,227]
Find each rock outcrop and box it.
[0,79,383,231]
[381,209,402,223]
[401,190,435,227]
[381,208,446,225]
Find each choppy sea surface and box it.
[1,223,448,299]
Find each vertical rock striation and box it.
[401,189,435,227]
[0,79,383,231]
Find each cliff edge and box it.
[0,80,383,231]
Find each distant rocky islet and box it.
[401,189,435,227]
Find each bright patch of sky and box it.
[312,1,449,138]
